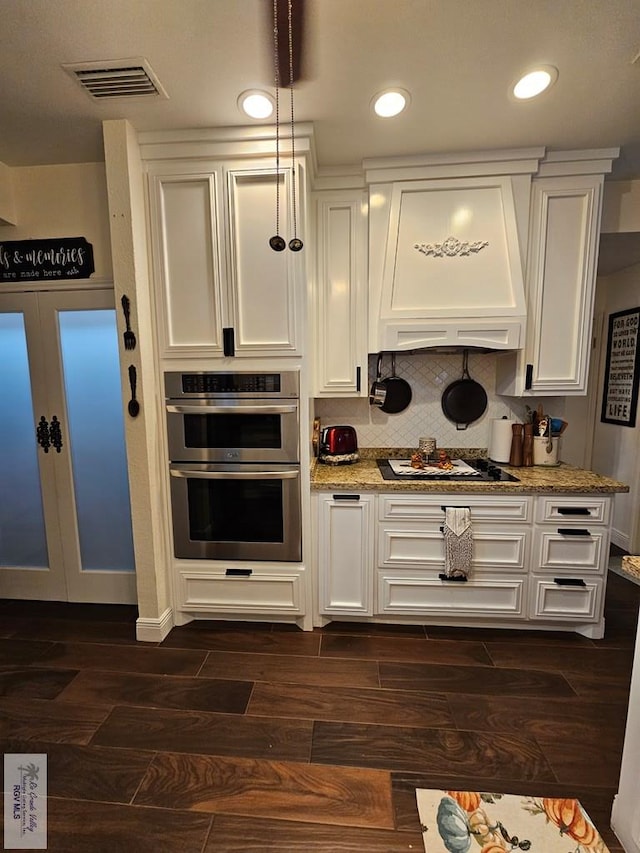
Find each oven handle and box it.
[170,467,300,480]
[166,404,298,415]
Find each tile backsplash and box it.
[314,351,564,450]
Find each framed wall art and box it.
[600,306,640,427]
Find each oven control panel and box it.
[165,371,299,398]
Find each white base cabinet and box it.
[315,493,374,615]
[174,562,311,630]
[314,491,613,636]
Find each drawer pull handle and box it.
[441,505,470,512]
[225,568,252,577]
[438,573,468,582]
[553,577,587,587]
[558,507,591,516]
[557,528,591,536]
[333,494,360,501]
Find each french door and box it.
[0,288,136,603]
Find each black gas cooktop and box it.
[376,458,520,482]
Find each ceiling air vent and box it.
[62,58,168,100]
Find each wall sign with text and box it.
[0,237,94,281]
[601,306,640,427]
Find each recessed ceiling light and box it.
[238,90,274,119]
[372,88,410,118]
[512,66,558,100]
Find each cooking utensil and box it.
[127,365,140,417]
[369,353,387,407]
[121,295,136,350]
[441,349,488,429]
[379,353,412,414]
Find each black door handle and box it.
[557,528,591,536]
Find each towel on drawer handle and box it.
[442,507,473,581]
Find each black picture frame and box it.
[600,306,640,427]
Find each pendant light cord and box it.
[288,0,297,242]
[273,0,281,242]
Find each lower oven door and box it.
[169,463,302,562]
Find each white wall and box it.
[0,162,112,279]
[589,265,640,553]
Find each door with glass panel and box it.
[0,289,136,603]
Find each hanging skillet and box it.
[379,353,412,414]
[369,352,387,407]
[441,350,488,430]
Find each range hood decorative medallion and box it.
[414,236,489,258]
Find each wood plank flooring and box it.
[0,570,637,852]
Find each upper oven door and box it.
[166,399,299,463]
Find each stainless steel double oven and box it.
[165,371,301,562]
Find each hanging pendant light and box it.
[269,0,303,252]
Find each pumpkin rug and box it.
[416,789,611,853]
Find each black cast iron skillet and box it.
[379,353,412,414]
[441,350,487,429]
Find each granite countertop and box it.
[311,448,629,494]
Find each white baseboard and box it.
[136,607,174,643]
[611,526,630,552]
[611,795,640,853]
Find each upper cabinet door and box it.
[313,190,368,396]
[147,161,304,359]
[148,170,226,357]
[226,165,302,356]
[525,175,603,395]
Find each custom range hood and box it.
[366,149,543,352]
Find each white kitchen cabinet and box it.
[176,564,308,625]
[147,160,304,358]
[522,175,603,394]
[316,492,374,615]
[377,574,528,618]
[496,152,619,396]
[312,190,368,396]
[314,488,615,635]
[529,494,612,637]
[376,494,531,619]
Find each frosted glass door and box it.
[0,289,136,604]
[58,310,134,573]
[0,293,69,599]
[0,311,48,567]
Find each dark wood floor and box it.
[1,571,638,852]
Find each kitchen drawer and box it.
[177,567,305,615]
[533,528,608,574]
[379,494,531,523]
[535,496,611,525]
[377,571,527,618]
[378,524,529,573]
[530,577,603,622]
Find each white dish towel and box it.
[443,507,473,579]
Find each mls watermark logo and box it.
[4,754,47,849]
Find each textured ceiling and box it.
[0,0,639,177]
